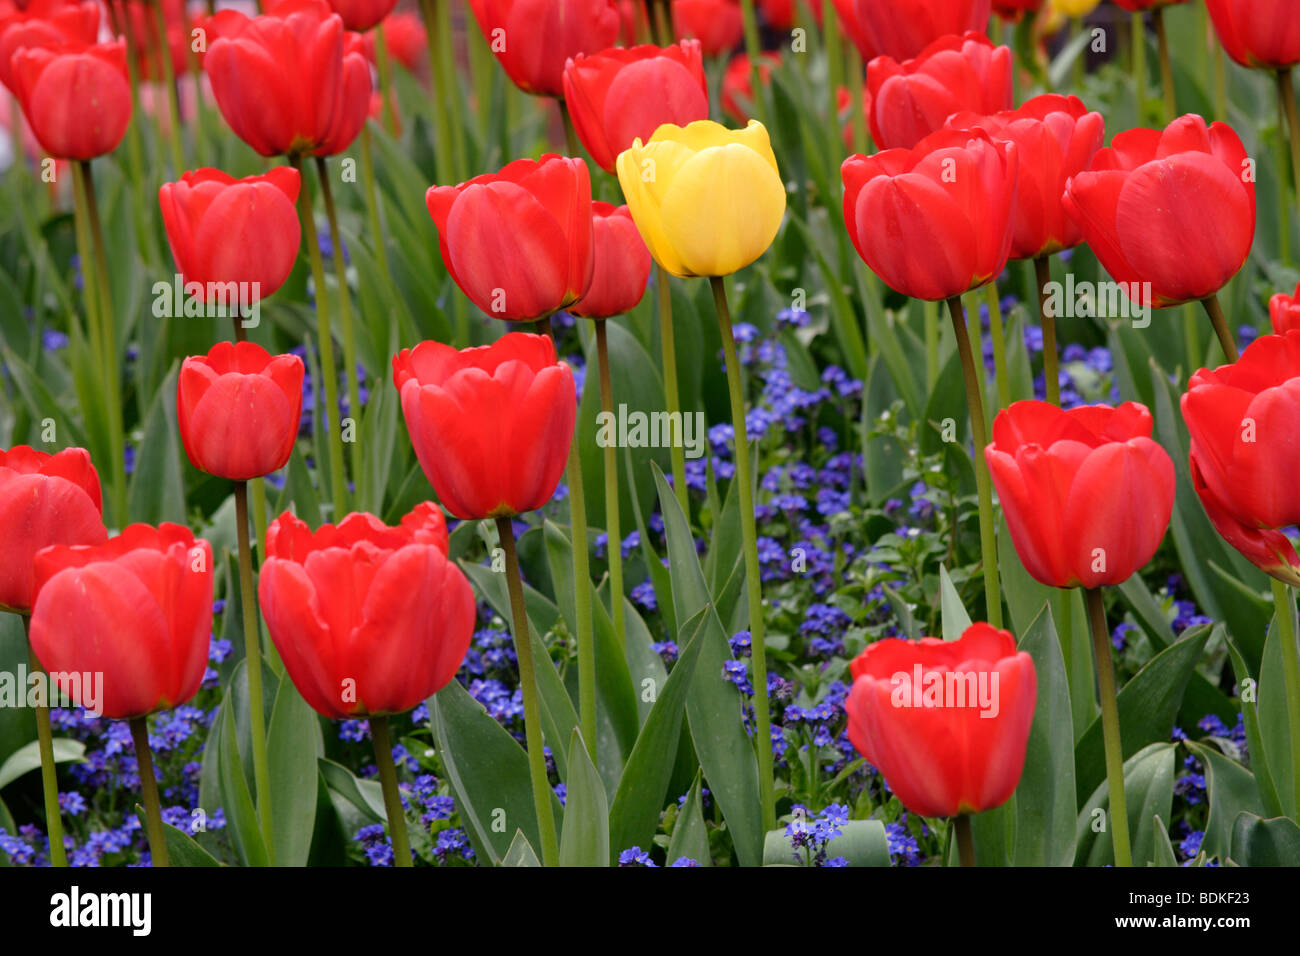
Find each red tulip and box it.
[29,523,213,719]
[0,445,106,613]
[158,167,302,303]
[672,0,743,58]
[721,51,779,124]
[866,32,1012,150]
[392,333,576,520]
[845,622,1036,818]
[357,10,425,74]
[985,400,1174,589]
[570,202,651,318]
[562,40,709,174]
[258,503,473,720]
[827,0,874,61]
[0,0,98,94]
[104,0,190,82]
[1270,283,1300,335]
[853,0,990,62]
[1206,0,1300,70]
[205,0,372,157]
[946,93,1104,261]
[1189,453,1300,587]
[1062,114,1255,309]
[842,127,1018,301]
[322,0,397,32]
[468,0,620,97]
[425,154,595,321]
[759,0,822,30]
[11,39,131,160]
[991,0,1041,20]
[178,341,305,481]
[1114,0,1191,8]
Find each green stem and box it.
[373,22,397,135]
[359,124,394,286]
[1201,292,1239,363]
[738,0,766,126]
[1153,7,1176,122]
[24,619,66,867]
[846,45,869,156]
[495,517,560,865]
[923,298,938,391]
[314,157,363,506]
[654,264,690,518]
[1270,579,1300,820]
[558,100,582,159]
[290,154,347,519]
[151,0,186,174]
[651,0,670,46]
[433,0,466,180]
[945,296,1002,629]
[1277,70,1300,238]
[985,283,1010,410]
[235,481,275,862]
[1132,11,1147,122]
[78,161,128,530]
[594,321,626,650]
[824,3,843,172]
[129,717,169,867]
[1085,586,1132,867]
[954,814,975,867]
[418,0,456,183]
[1035,255,1060,406]
[712,276,776,835]
[370,715,412,866]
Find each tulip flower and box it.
[1271,283,1300,335]
[104,0,191,81]
[991,0,1041,20]
[985,401,1175,590]
[562,41,709,174]
[177,342,305,482]
[845,623,1036,831]
[468,0,621,97]
[158,167,303,307]
[671,0,744,57]
[358,10,425,74]
[1206,0,1300,70]
[616,119,785,278]
[30,522,213,866]
[570,203,652,319]
[852,0,990,62]
[759,0,823,29]
[866,32,1013,151]
[827,0,873,62]
[205,0,372,158]
[721,51,779,124]
[426,154,595,321]
[1063,113,1255,359]
[0,445,106,613]
[1181,330,1300,816]
[322,0,397,32]
[10,40,131,160]
[393,333,577,520]
[0,0,99,94]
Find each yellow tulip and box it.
[615,120,787,279]
[1047,0,1101,18]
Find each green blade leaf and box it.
[558,729,610,867]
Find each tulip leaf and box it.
[501,829,541,867]
[653,464,764,868]
[1074,623,1212,804]
[133,810,222,867]
[1257,616,1297,819]
[266,677,322,867]
[0,616,34,770]
[1224,632,1284,818]
[623,442,677,642]
[938,564,971,642]
[621,596,669,727]
[1150,815,1180,867]
[919,348,969,458]
[607,606,707,862]
[1075,742,1175,866]
[1229,812,1300,866]
[0,738,85,792]
[666,774,711,867]
[762,819,891,867]
[127,365,188,526]
[318,758,385,823]
[558,729,609,867]
[1184,741,1265,864]
[216,688,269,867]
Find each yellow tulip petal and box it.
[658,143,787,277]
[616,138,692,277]
[648,119,779,176]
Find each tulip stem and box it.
[1277,70,1300,235]
[433,0,467,180]
[558,101,582,160]
[712,276,777,835]
[235,481,275,863]
[77,161,128,531]
[495,517,561,866]
[1270,579,1300,820]
[945,296,1002,630]
[1035,256,1060,406]
[418,0,456,183]
[954,815,975,867]
[373,23,397,136]
[985,284,1010,410]
[651,0,670,46]
[359,125,394,287]
[23,619,66,867]
[656,264,690,518]
[152,0,186,175]
[290,154,348,519]
[314,157,364,508]
[1153,8,1177,123]
[369,716,412,866]
[129,717,169,867]
[1200,293,1239,363]
[594,320,626,649]
[1131,12,1148,123]
[536,319,597,760]
[846,45,869,157]
[738,0,767,126]
[1085,586,1132,867]
[923,299,938,390]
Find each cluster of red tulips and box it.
[3,0,1300,869]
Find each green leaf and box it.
[608,607,707,861]
[762,819,891,867]
[938,564,971,642]
[558,729,610,867]
[266,678,322,866]
[1224,632,1283,818]
[1229,812,1300,866]
[1150,815,1179,867]
[318,757,385,823]
[0,737,84,791]
[216,689,269,867]
[666,774,711,867]
[1075,742,1175,867]
[502,829,541,867]
[653,464,764,867]
[1257,614,1297,819]
[1074,624,1212,804]
[134,811,222,867]
[127,365,187,526]
[1184,741,1265,863]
